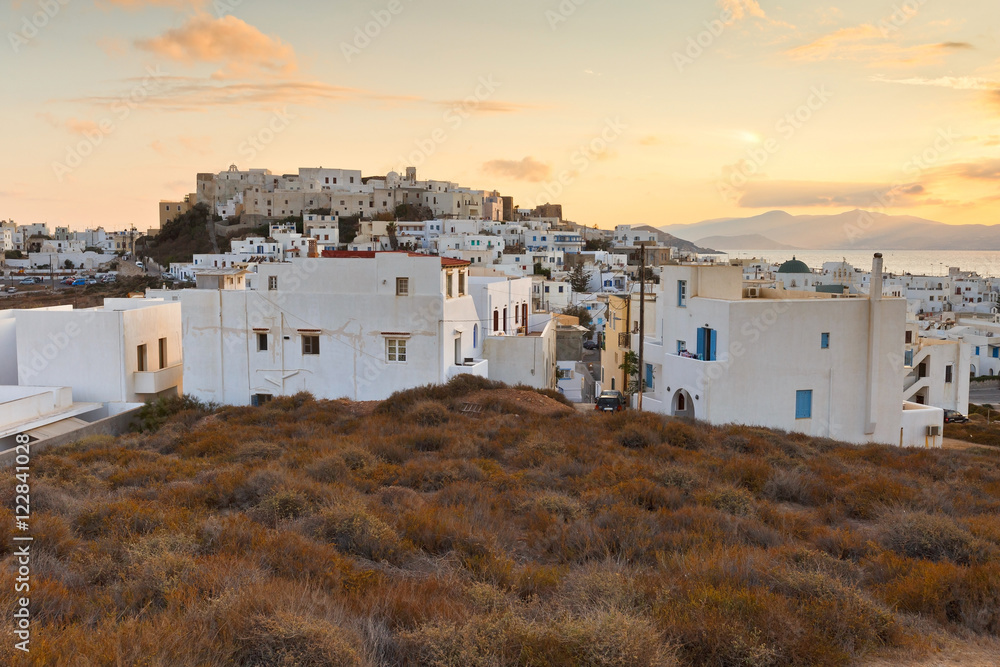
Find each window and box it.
[268,276,278,291]
[387,338,407,362]
[137,344,147,372]
[396,277,409,296]
[905,331,913,344]
[975,346,981,356]
[302,335,320,355]
[158,338,167,369]
[677,340,687,354]
[257,333,268,352]
[446,272,453,298]
[945,365,953,384]
[251,394,273,407]
[795,390,813,420]
[821,333,830,349]
[645,364,654,391]
[677,280,687,307]
[458,271,466,296]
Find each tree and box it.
[585,238,611,252]
[4,250,23,259]
[533,263,551,279]
[562,305,593,333]
[386,222,399,251]
[568,263,591,293]
[64,259,75,270]
[395,203,434,222]
[619,350,641,397]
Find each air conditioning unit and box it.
[927,425,941,437]
[746,287,760,298]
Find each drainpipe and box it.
[865,253,884,435]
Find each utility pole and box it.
[638,244,645,412]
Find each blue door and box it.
[697,328,717,361]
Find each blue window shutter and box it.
[821,333,829,349]
[905,350,913,367]
[645,364,653,389]
[994,348,999,359]
[710,330,717,361]
[796,390,813,419]
[697,328,706,359]
[975,347,980,356]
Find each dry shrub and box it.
[703,486,757,518]
[617,424,659,449]
[516,563,565,599]
[875,555,1000,634]
[610,478,684,512]
[657,467,698,492]
[232,611,362,666]
[877,511,995,565]
[719,456,772,494]
[839,475,918,520]
[253,489,313,525]
[521,491,583,521]
[399,610,673,667]
[305,455,349,483]
[408,400,451,427]
[661,419,706,450]
[316,504,409,563]
[400,427,451,453]
[764,467,830,506]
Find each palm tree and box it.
[386,222,399,251]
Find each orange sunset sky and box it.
[2,0,998,232]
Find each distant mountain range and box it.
[660,210,1000,251]
[631,225,716,254]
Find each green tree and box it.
[533,263,551,279]
[64,259,75,270]
[619,350,641,397]
[568,263,591,293]
[562,305,593,333]
[4,250,23,259]
[386,222,399,251]
[584,238,611,251]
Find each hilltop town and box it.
[2,163,999,452]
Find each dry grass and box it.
[3,378,1000,665]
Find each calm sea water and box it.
[714,250,1000,278]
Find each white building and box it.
[902,322,970,414]
[0,299,182,407]
[638,256,942,447]
[177,253,495,404]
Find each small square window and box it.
[387,338,407,362]
[302,335,320,355]
[396,277,410,296]
[268,276,278,291]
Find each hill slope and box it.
[662,210,1000,250]
[3,377,1000,665]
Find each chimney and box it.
[870,253,884,301]
[865,253,884,435]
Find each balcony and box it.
[447,358,489,380]
[134,364,183,395]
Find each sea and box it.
[710,249,1000,278]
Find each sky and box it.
[1,0,998,233]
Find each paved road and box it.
[970,385,1000,406]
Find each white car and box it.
[136,262,145,270]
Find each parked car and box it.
[71,278,87,287]
[19,277,36,285]
[6,287,17,294]
[86,279,98,285]
[136,262,145,270]
[944,410,970,424]
[583,340,599,350]
[595,390,627,413]
[60,278,75,286]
